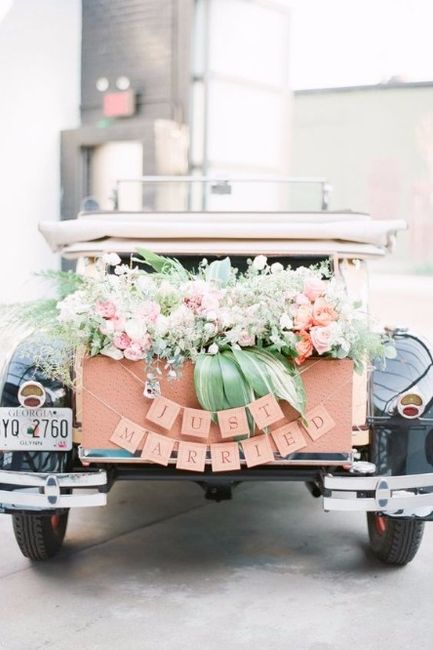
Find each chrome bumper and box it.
[0,469,107,511]
[324,472,433,516]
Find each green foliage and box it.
[36,270,84,299]
[204,257,232,286]
[135,248,189,279]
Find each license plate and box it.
[0,407,73,451]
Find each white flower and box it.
[102,253,121,266]
[208,343,219,355]
[125,318,147,340]
[100,345,123,360]
[271,262,284,274]
[252,255,267,270]
[279,313,293,330]
[114,264,129,275]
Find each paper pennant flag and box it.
[217,406,250,439]
[248,394,284,430]
[302,405,336,441]
[141,431,175,466]
[181,407,211,439]
[210,442,241,472]
[146,395,181,430]
[241,434,274,468]
[176,441,207,472]
[110,417,147,453]
[271,421,307,457]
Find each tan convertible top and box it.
[39,210,407,259]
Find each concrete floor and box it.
[1,481,433,650]
[1,274,433,650]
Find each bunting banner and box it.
[108,392,337,472]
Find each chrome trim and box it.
[79,447,353,467]
[323,472,433,515]
[0,469,107,510]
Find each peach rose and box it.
[303,277,325,301]
[312,297,337,327]
[113,332,132,350]
[293,304,314,330]
[310,325,333,355]
[295,331,314,365]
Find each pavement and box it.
[1,481,433,650]
[1,273,433,650]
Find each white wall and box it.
[0,0,81,302]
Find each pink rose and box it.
[137,301,161,323]
[295,293,311,306]
[238,330,255,347]
[96,300,117,319]
[111,315,126,332]
[312,297,337,327]
[295,331,313,365]
[303,277,325,302]
[123,342,145,361]
[113,332,132,350]
[310,325,333,355]
[293,304,314,330]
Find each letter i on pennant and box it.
[241,434,274,468]
[146,396,181,430]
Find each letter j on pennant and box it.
[146,396,181,430]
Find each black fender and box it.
[0,338,73,475]
[370,331,433,477]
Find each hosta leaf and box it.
[238,347,306,416]
[136,248,188,277]
[219,351,255,435]
[194,353,226,415]
[232,348,274,397]
[205,257,231,286]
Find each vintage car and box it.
[0,177,432,566]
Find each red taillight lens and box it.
[397,391,425,419]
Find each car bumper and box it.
[324,472,433,516]
[0,469,107,511]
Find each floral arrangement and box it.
[3,251,391,419]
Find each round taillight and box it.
[397,391,425,419]
[18,381,46,408]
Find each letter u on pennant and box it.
[181,407,211,439]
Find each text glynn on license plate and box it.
[0,408,73,451]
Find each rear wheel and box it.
[12,511,69,560]
[367,512,424,566]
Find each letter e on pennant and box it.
[146,396,181,430]
[210,442,240,472]
[271,421,307,457]
[110,417,147,453]
[303,405,336,441]
[248,394,284,429]
[141,431,175,466]
[181,407,211,439]
[176,441,207,472]
[217,406,250,439]
[241,434,274,467]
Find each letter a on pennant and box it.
[110,417,147,453]
[176,441,207,472]
[303,405,336,441]
[141,431,175,466]
[210,442,241,472]
[146,396,181,430]
[181,407,211,439]
[271,421,307,457]
[217,406,250,439]
[241,434,274,467]
[248,394,284,430]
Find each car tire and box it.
[367,512,424,566]
[12,511,69,560]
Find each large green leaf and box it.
[204,257,231,286]
[194,353,226,414]
[233,347,306,416]
[219,351,255,408]
[135,248,188,278]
